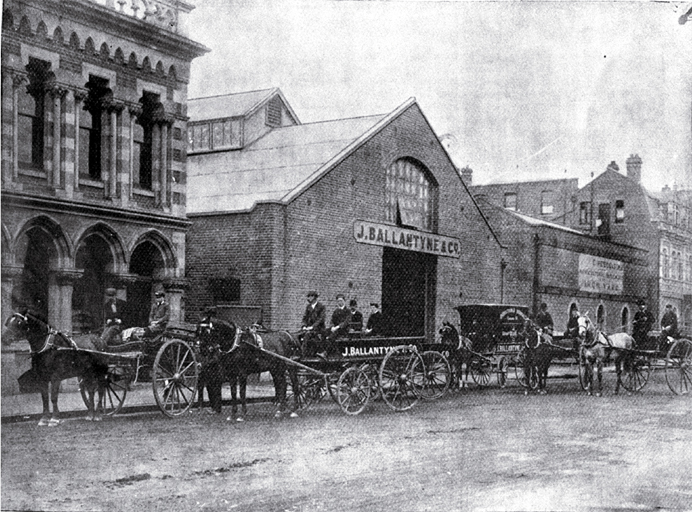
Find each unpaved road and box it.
[2,370,691,512]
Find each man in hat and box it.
[660,304,679,342]
[102,288,127,346]
[632,299,654,347]
[365,303,386,336]
[534,302,554,335]
[329,293,352,340]
[144,289,170,338]
[301,291,326,356]
[348,299,363,333]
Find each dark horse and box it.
[195,313,301,420]
[438,322,474,389]
[520,319,556,395]
[3,309,109,426]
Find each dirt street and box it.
[2,370,691,512]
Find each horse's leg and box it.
[288,368,301,415]
[49,379,61,425]
[272,367,289,419]
[228,375,238,421]
[584,356,593,396]
[239,373,247,420]
[596,359,603,397]
[38,381,51,426]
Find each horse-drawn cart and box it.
[78,325,201,417]
[250,333,454,416]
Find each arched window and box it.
[80,75,111,181]
[385,159,437,231]
[18,58,52,170]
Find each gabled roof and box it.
[187,99,407,213]
[188,87,299,123]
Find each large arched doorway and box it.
[14,227,57,319]
[128,241,166,328]
[74,235,114,332]
[381,158,439,338]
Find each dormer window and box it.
[266,96,282,127]
[504,193,517,211]
[188,118,242,153]
[541,190,553,215]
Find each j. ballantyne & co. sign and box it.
[353,220,461,258]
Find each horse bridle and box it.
[9,311,75,355]
[198,319,241,356]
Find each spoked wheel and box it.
[152,339,199,417]
[514,349,538,390]
[665,338,692,395]
[496,356,508,388]
[414,351,451,400]
[378,346,425,411]
[470,357,492,387]
[335,366,372,415]
[287,371,327,411]
[79,365,131,416]
[621,354,652,393]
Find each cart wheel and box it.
[496,356,508,388]
[335,366,371,415]
[152,339,199,417]
[415,351,451,400]
[470,357,492,387]
[665,338,692,395]
[621,353,652,393]
[287,371,327,411]
[378,346,424,411]
[514,349,538,389]
[79,365,130,416]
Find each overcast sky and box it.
[185,0,691,191]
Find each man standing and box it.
[102,288,127,347]
[301,291,326,356]
[144,289,170,338]
[632,299,654,347]
[365,303,386,337]
[661,304,679,341]
[535,302,554,335]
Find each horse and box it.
[439,322,474,389]
[2,309,110,426]
[520,320,556,395]
[577,313,635,396]
[195,313,301,420]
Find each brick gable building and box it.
[186,93,504,339]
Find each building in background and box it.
[186,90,504,338]
[1,0,208,335]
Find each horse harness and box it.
[11,312,79,355]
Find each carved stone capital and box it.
[52,269,84,286]
[2,265,25,282]
[47,85,69,100]
[107,100,125,113]
[163,278,189,293]
[73,88,89,103]
[128,104,143,119]
[11,73,29,89]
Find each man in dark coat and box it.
[660,304,679,340]
[301,291,326,356]
[144,290,170,338]
[365,303,386,337]
[102,287,127,346]
[329,293,351,340]
[534,302,554,335]
[632,299,654,347]
[348,299,363,333]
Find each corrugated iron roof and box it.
[188,88,277,121]
[187,114,387,214]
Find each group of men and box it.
[535,300,681,347]
[301,291,386,358]
[101,287,170,346]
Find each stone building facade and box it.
[1,0,208,335]
[186,91,504,339]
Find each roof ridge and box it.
[188,87,276,102]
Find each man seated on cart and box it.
[659,304,679,349]
[301,290,327,357]
[143,289,170,339]
[101,287,127,347]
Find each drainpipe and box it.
[533,233,541,316]
[500,258,507,303]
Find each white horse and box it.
[577,313,634,396]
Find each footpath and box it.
[1,376,276,424]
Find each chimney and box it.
[460,166,473,186]
[626,154,642,183]
[606,160,620,173]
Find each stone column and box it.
[152,123,161,206]
[1,265,24,325]
[49,86,68,189]
[127,105,142,196]
[73,89,87,191]
[107,101,124,199]
[160,120,169,207]
[163,278,189,325]
[48,269,83,333]
[11,74,28,181]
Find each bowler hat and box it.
[105,288,117,297]
[336,293,345,300]
[637,299,646,306]
[307,290,319,298]
[349,299,358,307]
